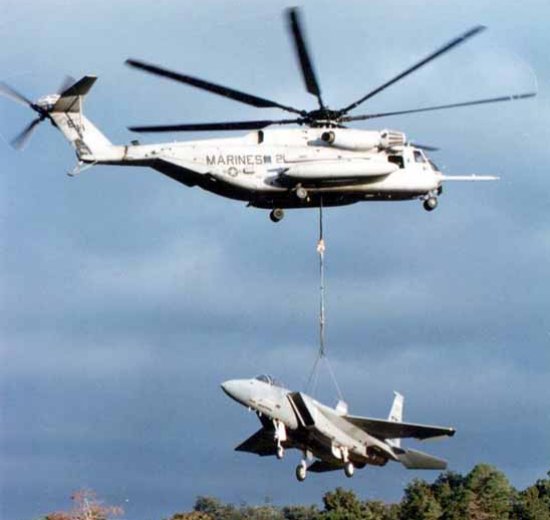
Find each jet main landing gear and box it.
[295,460,307,482]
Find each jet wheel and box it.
[423,197,438,212]
[269,208,285,222]
[296,462,307,482]
[276,446,284,460]
[344,461,355,478]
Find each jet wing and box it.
[346,416,455,440]
[307,460,343,473]
[235,428,277,457]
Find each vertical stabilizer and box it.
[387,391,404,448]
[49,76,122,162]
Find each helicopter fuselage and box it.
[87,127,442,213]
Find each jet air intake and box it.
[321,129,406,151]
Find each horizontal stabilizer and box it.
[53,76,97,113]
[346,415,455,440]
[395,448,447,470]
[235,428,277,457]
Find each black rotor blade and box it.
[410,142,440,152]
[341,92,536,122]
[129,118,301,133]
[126,59,304,116]
[287,8,324,109]
[11,117,42,150]
[341,25,486,115]
[57,75,77,95]
[0,81,34,107]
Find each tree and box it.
[432,471,469,520]
[281,505,320,520]
[321,487,364,519]
[193,496,237,520]
[45,490,123,520]
[464,464,514,520]
[399,479,442,520]
[511,471,550,520]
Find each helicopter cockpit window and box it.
[428,160,440,172]
[254,374,282,387]
[413,150,426,163]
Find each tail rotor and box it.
[0,76,76,150]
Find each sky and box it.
[1,0,549,519]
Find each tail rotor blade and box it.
[11,117,42,150]
[0,81,34,108]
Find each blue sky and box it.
[1,0,549,519]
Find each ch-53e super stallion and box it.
[222,375,455,481]
[1,9,534,222]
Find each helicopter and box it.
[1,9,535,222]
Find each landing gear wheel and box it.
[344,461,355,478]
[296,187,308,200]
[269,208,285,222]
[423,197,438,212]
[296,461,307,482]
[276,446,284,460]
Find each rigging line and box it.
[317,197,326,357]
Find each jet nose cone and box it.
[221,379,250,406]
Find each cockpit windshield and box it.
[254,374,283,387]
[413,150,427,163]
[428,160,440,172]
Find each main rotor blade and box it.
[11,117,42,150]
[341,92,537,122]
[126,59,304,116]
[287,8,324,110]
[129,118,301,133]
[341,25,486,115]
[0,81,34,107]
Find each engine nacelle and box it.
[321,129,406,151]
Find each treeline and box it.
[168,464,550,520]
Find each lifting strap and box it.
[306,198,344,402]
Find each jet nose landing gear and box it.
[344,461,355,478]
[269,208,285,222]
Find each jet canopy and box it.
[255,374,283,387]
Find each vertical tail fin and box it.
[387,391,404,448]
[49,76,121,162]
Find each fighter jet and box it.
[222,375,455,481]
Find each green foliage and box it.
[39,466,550,520]
[511,471,550,520]
[464,464,514,519]
[399,479,442,520]
[281,504,320,520]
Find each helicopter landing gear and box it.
[344,461,355,478]
[296,460,307,482]
[269,208,285,222]
[276,445,285,460]
[423,196,438,212]
[295,186,308,200]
